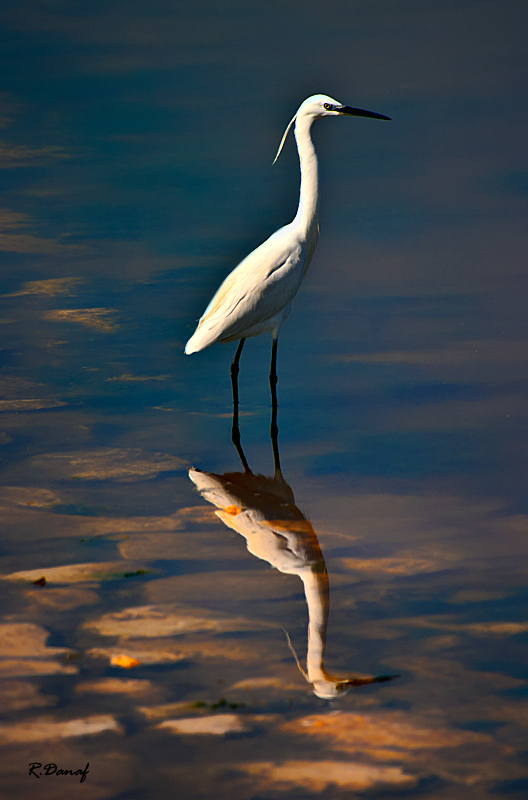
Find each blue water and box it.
[0,1,527,797]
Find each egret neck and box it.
[292,113,320,246]
[298,562,330,687]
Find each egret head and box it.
[273,93,390,163]
[311,675,356,700]
[312,671,399,700]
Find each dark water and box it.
[1,1,527,797]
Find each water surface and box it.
[0,1,527,797]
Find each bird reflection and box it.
[189,405,396,699]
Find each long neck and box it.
[299,562,329,684]
[293,114,319,237]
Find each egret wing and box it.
[194,231,305,343]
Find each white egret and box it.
[184,94,390,434]
[189,428,398,699]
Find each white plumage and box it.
[185,228,309,353]
[184,93,390,358]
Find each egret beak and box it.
[336,105,391,121]
[339,674,400,688]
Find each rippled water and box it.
[1,1,527,797]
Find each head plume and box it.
[272,112,297,165]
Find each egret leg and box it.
[269,336,281,475]
[230,339,251,473]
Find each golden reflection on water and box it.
[189,437,397,699]
[0,340,527,797]
[0,280,526,799]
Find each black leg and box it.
[230,339,251,473]
[269,336,281,475]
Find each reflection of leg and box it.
[231,339,250,473]
[269,336,281,474]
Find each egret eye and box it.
[324,103,332,110]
